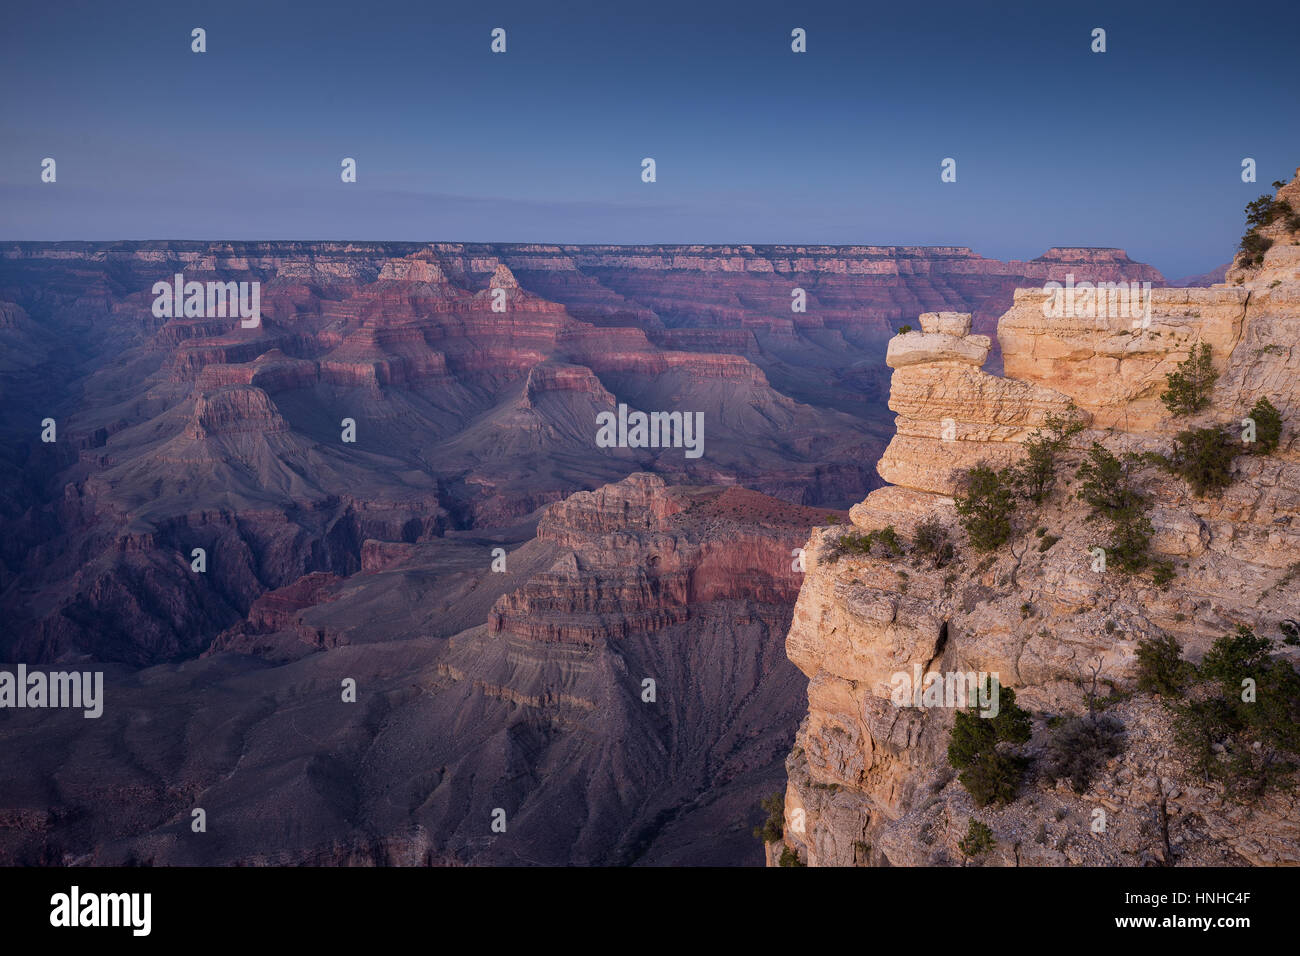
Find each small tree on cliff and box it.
[1171,626,1300,800]
[954,465,1017,552]
[1246,396,1283,455]
[752,792,784,843]
[1160,344,1217,416]
[1075,442,1155,574]
[1160,426,1240,496]
[1134,632,1192,696]
[947,686,1032,806]
[1012,408,1085,504]
[1235,195,1292,268]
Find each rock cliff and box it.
[778,172,1300,867]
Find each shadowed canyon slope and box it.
[0,475,817,866]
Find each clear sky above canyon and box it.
[2,0,1298,276]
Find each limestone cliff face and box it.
[779,175,1300,867]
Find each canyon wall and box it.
[0,240,1161,666]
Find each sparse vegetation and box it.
[1236,194,1293,268]
[1037,534,1060,552]
[778,846,805,867]
[954,465,1017,552]
[874,525,902,555]
[1159,426,1241,496]
[1075,442,1155,574]
[958,818,996,858]
[1160,343,1217,416]
[1237,231,1274,269]
[947,686,1031,806]
[752,791,784,843]
[1246,396,1283,455]
[913,517,955,568]
[826,525,902,561]
[1012,409,1085,504]
[1134,633,1192,696]
[1170,626,1300,801]
[897,324,913,335]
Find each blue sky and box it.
[2,0,1298,276]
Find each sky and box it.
[2,0,1298,277]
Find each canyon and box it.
[0,236,1178,865]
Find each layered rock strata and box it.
[779,175,1300,867]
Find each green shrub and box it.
[1171,626,1300,800]
[1236,232,1273,268]
[947,685,1031,769]
[778,846,805,867]
[1134,633,1192,696]
[875,526,902,555]
[752,792,784,843]
[1075,442,1154,574]
[1160,343,1217,416]
[1013,409,1085,504]
[958,818,996,857]
[990,686,1032,743]
[948,686,1031,806]
[1151,561,1175,588]
[1042,714,1125,793]
[1200,625,1273,685]
[1172,694,1234,781]
[1037,534,1060,552]
[897,324,913,335]
[1236,195,1290,268]
[954,465,1017,552]
[1247,396,1283,454]
[1161,426,1240,496]
[1109,513,1157,574]
[1076,442,1142,519]
[959,750,1025,807]
[947,710,997,769]
[1246,195,1289,229]
[827,525,903,561]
